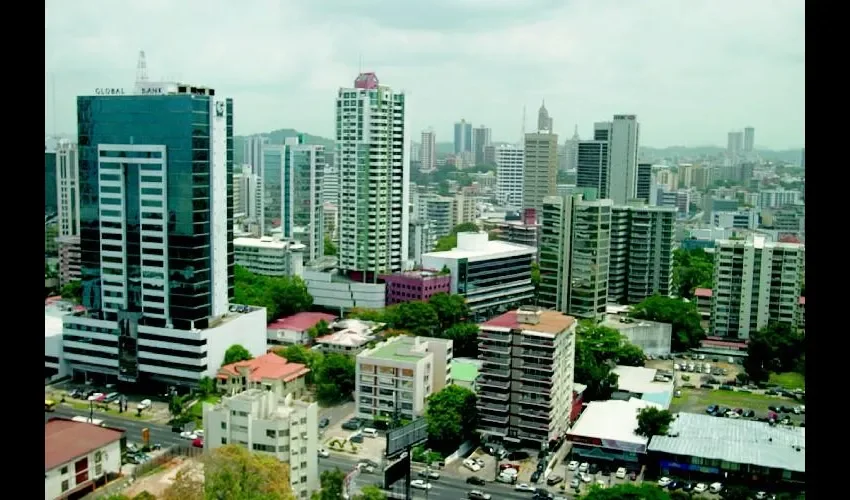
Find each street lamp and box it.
[87,395,95,421]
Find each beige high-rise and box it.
[522,132,559,212]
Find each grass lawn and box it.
[769,372,805,390]
[672,388,796,414]
[187,394,221,425]
[62,399,151,420]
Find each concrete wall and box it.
[46,439,122,500]
[304,270,386,310]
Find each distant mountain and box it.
[233,129,334,165]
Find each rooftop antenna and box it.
[51,74,57,138]
[136,50,149,86]
[521,105,527,147]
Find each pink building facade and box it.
[382,270,452,305]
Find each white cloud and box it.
[45,0,804,148]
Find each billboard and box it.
[386,418,428,459]
[383,454,410,489]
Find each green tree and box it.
[434,223,481,251]
[314,353,356,405]
[392,301,439,336]
[530,261,541,302]
[574,341,619,401]
[425,385,477,454]
[307,320,332,341]
[347,307,387,322]
[581,483,671,499]
[232,265,314,322]
[324,236,338,256]
[223,344,253,365]
[672,248,714,299]
[630,295,706,352]
[353,485,387,500]
[428,292,469,329]
[744,322,805,383]
[168,394,185,418]
[634,407,675,438]
[61,280,82,303]
[578,321,645,366]
[440,323,479,357]
[617,343,646,367]
[198,376,216,397]
[275,344,323,384]
[311,468,346,500]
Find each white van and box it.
[362,428,378,438]
[710,482,723,493]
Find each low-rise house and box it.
[267,312,337,346]
[217,353,310,398]
[313,319,383,355]
[45,417,125,500]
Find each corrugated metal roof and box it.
[648,413,805,473]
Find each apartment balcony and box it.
[479,330,511,343]
[520,360,554,372]
[520,348,553,360]
[478,377,511,390]
[481,367,511,378]
[517,419,551,433]
[520,337,554,349]
[519,408,552,420]
[519,372,553,385]
[479,425,507,437]
[479,343,511,355]
[477,401,509,414]
[516,430,548,442]
[479,390,510,402]
[479,411,510,425]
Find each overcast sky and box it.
[45,0,804,149]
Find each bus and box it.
[45,399,56,412]
[71,416,105,426]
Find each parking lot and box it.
[46,380,172,422]
[646,354,744,388]
[671,388,804,425]
[322,411,386,463]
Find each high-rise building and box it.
[522,132,559,212]
[743,126,755,153]
[243,135,266,177]
[336,73,409,282]
[727,131,744,163]
[477,307,576,447]
[282,136,325,263]
[322,163,340,205]
[55,140,80,238]
[472,126,492,166]
[576,116,640,205]
[800,148,805,169]
[262,144,286,235]
[562,125,580,172]
[539,193,612,320]
[64,81,267,387]
[409,141,421,163]
[420,129,437,172]
[45,147,58,217]
[635,163,653,202]
[454,119,473,154]
[711,236,804,339]
[608,205,676,305]
[235,167,263,225]
[495,145,525,207]
[537,101,554,132]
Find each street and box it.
[46,407,575,500]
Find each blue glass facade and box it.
[77,94,234,330]
[45,151,58,216]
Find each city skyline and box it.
[46,0,804,149]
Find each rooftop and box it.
[648,413,805,473]
[694,288,713,298]
[568,398,661,448]
[422,232,535,261]
[612,365,674,396]
[361,335,448,363]
[451,360,480,383]
[481,309,575,336]
[267,312,336,332]
[315,329,374,348]
[45,418,124,471]
[601,314,671,332]
[382,269,450,280]
[217,353,309,383]
[234,236,306,251]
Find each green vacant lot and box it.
[769,372,805,390]
[672,388,797,415]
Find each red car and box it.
[500,464,521,472]
[192,438,204,448]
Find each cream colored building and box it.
[234,236,305,277]
[523,132,559,212]
[204,390,319,499]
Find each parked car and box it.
[180,431,198,440]
[569,478,580,489]
[615,467,627,479]
[418,469,440,480]
[192,438,204,448]
[463,459,481,472]
[629,471,637,481]
[710,482,723,493]
[104,392,121,403]
[530,471,541,483]
[318,449,329,458]
[667,480,681,490]
[658,477,672,487]
[514,483,535,492]
[546,475,563,486]
[468,490,491,500]
[595,479,606,489]
[319,417,330,428]
[578,462,589,472]
[350,434,364,444]
[500,464,521,472]
[744,410,756,418]
[466,477,486,486]
[410,479,431,490]
[682,482,694,492]
[342,419,361,431]
[694,483,708,493]
[567,461,579,471]
[508,451,531,460]
[357,463,375,474]
[588,463,599,474]
[580,473,592,483]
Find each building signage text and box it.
[95,88,126,96]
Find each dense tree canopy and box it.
[441,323,479,357]
[634,407,675,438]
[672,248,714,299]
[630,295,705,352]
[580,483,672,499]
[274,344,323,384]
[233,265,313,322]
[312,469,346,500]
[313,353,356,405]
[425,385,477,454]
[434,222,482,251]
[428,292,470,330]
[353,485,387,500]
[61,280,82,303]
[163,444,295,500]
[573,322,649,401]
[223,344,253,365]
[386,301,440,336]
[744,322,805,383]
[324,236,337,256]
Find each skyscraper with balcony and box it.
[336,73,410,281]
[454,119,473,154]
[711,235,804,339]
[538,193,612,320]
[472,125,492,165]
[576,116,640,205]
[608,205,676,305]
[476,307,576,448]
[420,129,436,172]
[63,81,267,388]
[496,145,525,208]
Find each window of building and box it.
[280,445,290,452]
[221,422,227,429]
[221,437,227,445]
[266,429,277,439]
[94,451,102,463]
[95,464,103,476]
[61,480,69,492]
[60,466,68,475]
[301,476,308,484]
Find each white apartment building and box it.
[323,202,339,243]
[477,307,576,447]
[495,145,525,208]
[235,237,305,277]
[355,335,453,421]
[759,188,801,209]
[416,194,455,240]
[422,232,535,321]
[236,168,264,224]
[204,390,320,499]
[55,140,80,238]
[336,72,410,282]
[713,210,758,230]
[711,235,805,339]
[420,129,436,172]
[45,418,124,500]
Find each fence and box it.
[84,445,203,499]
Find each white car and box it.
[514,483,534,492]
[726,411,740,419]
[463,459,481,472]
[318,449,329,458]
[179,431,198,440]
[578,462,589,472]
[418,469,440,480]
[567,461,579,471]
[580,473,593,483]
[194,429,204,437]
[595,479,606,489]
[657,477,672,487]
[615,467,627,479]
[357,463,375,474]
[410,479,431,490]
[710,482,723,493]
[755,492,768,499]
[694,483,708,493]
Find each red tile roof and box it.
[45,418,124,471]
[217,353,309,383]
[694,288,713,298]
[799,296,805,305]
[267,312,336,332]
[481,309,575,335]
